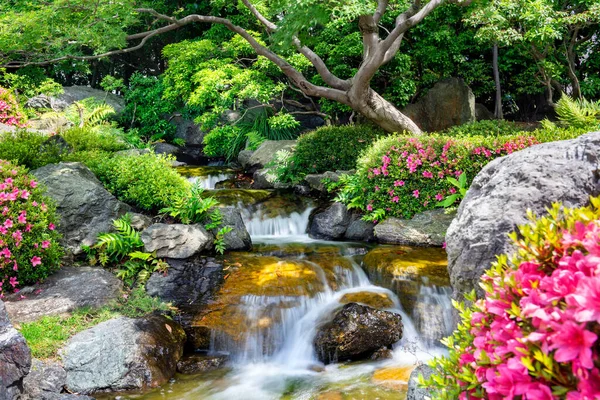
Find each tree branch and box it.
[373,0,389,25]
[240,0,277,32]
[292,38,351,90]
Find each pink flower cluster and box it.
[0,88,26,128]
[0,159,61,297]
[360,135,539,220]
[459,220,600,399]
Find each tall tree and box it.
[0,0,475,134]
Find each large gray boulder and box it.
[0,300,32,400]
[246,140,297,171]
[314,303,403,364]
[403,78,475,132]
[62,316,186,394]
[308,202,352,240]
[31,162,131,255]
[153,142,180,158]
[213,207,252,251]
[374,209,455,247]
[23,359,67,400]
[142,223,214,258]
[407,364,435,400]
[237,150,254,170]
[4,267,122,324]
[58,86,125,116]
[447,132,600,299]
[26,94,69,111]
[146,257,224,308]
[344,218,376,242]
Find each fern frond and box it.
[85,104,115,127]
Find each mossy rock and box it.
[339,291,395,309]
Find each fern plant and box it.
[551,95,600,130]
[160,182,221,225]
[86,214,167,287]
[214,226,233,255]
[41,99,116,131]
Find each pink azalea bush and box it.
[0,87,26,127]
[423,198,600,399]
[0,160,62,297]
[336,133,538,221]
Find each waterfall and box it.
[189,173,233,190]
[239,203,315,239]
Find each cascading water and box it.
[189,173,234,190]
[111,166,453,400]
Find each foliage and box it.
[336,134,539,221]
[85,214,168,287]
[19,286,172,359]
[0,67,63,101]
[202,108,301,161]
[424,197,600,399]
[0,160,63,297]
[41,98,116,130]
[442,120,526,138]
[214,226,233,255]
[436,172,468,208]
[0,126,127,170]
[159,182,221,226]
[122,73,177,142]
[551,95,600,130]
[0,87,26,127]
[91,152,189,211]
[283,124,383,181]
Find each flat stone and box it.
[4,267,122,324]
[142,223,214,259]
[374,209,455,246]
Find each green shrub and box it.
[203,125,239,158]
[92,152,189,211]
[0,160,63,296]
[0,130,63,169]
[286,124,383,179]
[336,133,539,221]
[442,119,526,137]
[61,127,128,153]
[0,86,26,126]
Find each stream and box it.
[109,166,454,400]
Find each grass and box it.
[19,286,174,360]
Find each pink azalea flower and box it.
[48,223,55,231]
[30,180,37,188]
[3,219,12,229]
[41,240,51,249]
[17,212,26,224]
[412,190,419,198]
[9,276,18,288]
[394,180,405,187]
[366,204,373,211]
[435,193,444,201]
[31,256,42,267]
[568,276,600,324]
[549,321,597,368]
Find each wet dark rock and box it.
[213,207,252,251]
[447,132,600,299]
[31,162,131,255]
[402,78,475,132]
[23,359,66,400]
[4,267,122,324]
[0,300,32,400]
[293,184,311,196]
[374,209,455,246]
[142,223,214,259]
[176,354,228,374]
[171,115,205,146]
[252,169,275,189]
[313,303,403,364]
[407,364,434,400]
[412,302,453,346]
[308,203,351,240]
[370,347,394,361]
[146,257,224,308]
[62,315,186,394]
[344,217,375,242]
